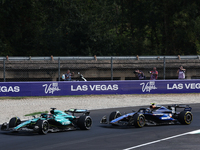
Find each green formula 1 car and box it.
[1,108,92,135]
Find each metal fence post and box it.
[3,59,6,82]
[163,56,166,80]
[58,57,60,81]
[111,57,113,80]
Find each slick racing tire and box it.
[37,120,49,135]
[133,114,145,128]
[178,111,193,125]
[1,122,7,130]
[109,111,121,122]
[77,115,92,130]
[9,117,21,128]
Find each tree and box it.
[0,0,200,56]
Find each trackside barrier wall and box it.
[0,80,200,97]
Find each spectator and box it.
[134,69,146,80]
[149,67,158,80]
[65,70,74,81]
[177,66,186,79]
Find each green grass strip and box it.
[25,111,48,116]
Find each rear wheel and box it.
[109,111,121,122]
[37,120,49,135]
[9,117,21,128]
[178,111,193,125]
[77,115,92,130]
[134,114,145,128]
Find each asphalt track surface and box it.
[1,104,200,150]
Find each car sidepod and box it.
[144,113,174,123]
[48,116,72,126]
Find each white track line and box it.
[123,129,200,150]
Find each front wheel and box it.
[109,111,121,122]
[178,111,193,125]
[9,117,21,128]
[36,120,49,135]
[134,114,145,128]
[77,115,92,130]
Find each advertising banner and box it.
[0,80,200,97]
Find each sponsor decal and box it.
[167,83,200,90]
[0,86,20,92]
[62,121,70,125]
[161,116,171,120]
[184,108,192,111]
[153,113,164,116]
[71,84,118,91]
[43,83,61,94]
[140,81,157,92]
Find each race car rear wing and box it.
[168,104,192,112]
[65,109,90,116]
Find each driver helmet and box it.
[150,103,156,109]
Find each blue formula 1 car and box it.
[100,104,193,128]
[1,108,92,134]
